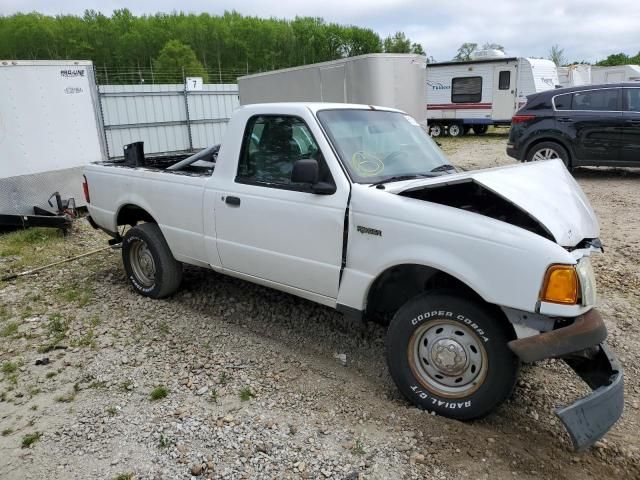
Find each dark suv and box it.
[507,83,640,168]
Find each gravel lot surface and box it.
[1,131,639,479]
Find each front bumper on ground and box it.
[507,309,624,450]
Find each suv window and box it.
[626,88,640,112]
[554,93,572,110]
[572,89,620,111]
[498,71,511,90]
[451,76,482,103]
[237,115,329,188]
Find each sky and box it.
[1,0,639,63]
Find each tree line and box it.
[0,10,424,84]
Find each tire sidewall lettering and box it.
[409,311,490,343]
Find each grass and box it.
[2,427,13,436]
[120,379,134,392]
[55,391,75,403]
[158,434,170,448]
[21,431,41,448]
[149,386,168,401]
[239,387,254,402]
[1,361,18,375]
[106,405,119,416]
[1,321,19,338]
[218,372,229,386]
[0,228,64,270]
[38,313,68,352]
[158,322,170,335]
[113,473,134,480]
[0,305,10,321]
[60,284,92,307]
[352,438,366,455]
[209,388,219,403]
[45,372,57,379]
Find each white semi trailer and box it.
[237,54,427,123]
[0,60,105,227]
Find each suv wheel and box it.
[526,141,570,169]
[472,125,488,135]
[386,291,519,420]
[448,124,464,137]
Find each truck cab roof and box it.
[239,102,404,115]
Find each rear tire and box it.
[526,141,571,169]
[122,223,182,299]
[472,125,488,135]
[386,291,519,420]
[447,124,464,137]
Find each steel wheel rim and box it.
[449,125,461,136]
[430,125,441,137]
[408,320,488,398]
[532,148,560,162]
[130,240,156,287]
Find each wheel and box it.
[526,141,570,169]
[386,291,519,420]
[429,124,443,137]
[122,223,182,298]
[447,124,464,137]
[472,125,488,135]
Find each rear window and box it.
[554,93,572,110]
[572,89,620,111]
[451,76,482,103]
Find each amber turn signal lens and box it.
[540,265,579,304]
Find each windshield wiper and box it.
[369,174,433,187]
[429,164,456,173]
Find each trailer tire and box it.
[122,223,182,299]
[447,124,464,137]
[525,141,571,169]
[472,125,489,135]
[429,124,443,137]
[386,291,519,420]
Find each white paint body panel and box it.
[85,102,599,320]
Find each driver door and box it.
[214,114,349,299]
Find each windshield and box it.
[317,109,452,184]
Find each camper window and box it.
[498,71,511,90]
[451,77,482,103]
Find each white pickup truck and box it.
[84,102,623,450]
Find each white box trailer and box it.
[238,54,427,123]
[0,60,105,223]
[591,65,640,84]
[558,64,592,88]
[425,56,558,136]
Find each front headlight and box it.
[576,257,597,306]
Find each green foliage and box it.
[154,40,208,83]
[549,44,566,67]
[239,386,254,401]
[1,361,18,374]
[482,42,504,52]
[21,431,41,448]
[150,386,168,400]
[596,51,640,66]
[0,10,415,83]
[454,42,478,61]
[1,322,19,338]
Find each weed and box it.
[106,405,119,416]
[239,387,254,402]
[21,431,41,448]
[218,372,229,386]
[120,379,134,392]
[71,330,96,348]
[158,322,169,335]
[158,434,170,448]
[0,305,10,320]
[61,285,92,307]
[2,428,13,436]
[352,439,366,455]
[55,391,75,403]
[47,313,67,336]
[88,380,107,389]
[45,372,57,379]
[6,373,19,385]
[113,473,134,480]
[30,404,38,411]
[150,386,168,401]
[1,321,19,338]
[1,361,18,375]
[29,386,41,396]
[209,388,219,403]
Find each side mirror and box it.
[291,159,319,184]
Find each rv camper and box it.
[237,54,427,123]
[425,53,558,136]
[558,64,640,88]
[0,60,105,227]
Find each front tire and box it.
[122,223,182,298]
[526,141,570,169]
[386,292,519,420]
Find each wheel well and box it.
[365,264,503,326]
[524,138,572,164]
[116,204,156,227]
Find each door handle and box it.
[225,196,241,206]
[557,118,574,123]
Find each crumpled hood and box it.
[388,159,599,247]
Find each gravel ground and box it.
[1,131,639,480]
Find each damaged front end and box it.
[508,309,624,450]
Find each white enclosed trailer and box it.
[591,65,640,84]
[557,64,592,88]
[238,54,427,123]
[0,60,105,221]
[425,56,558,136]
